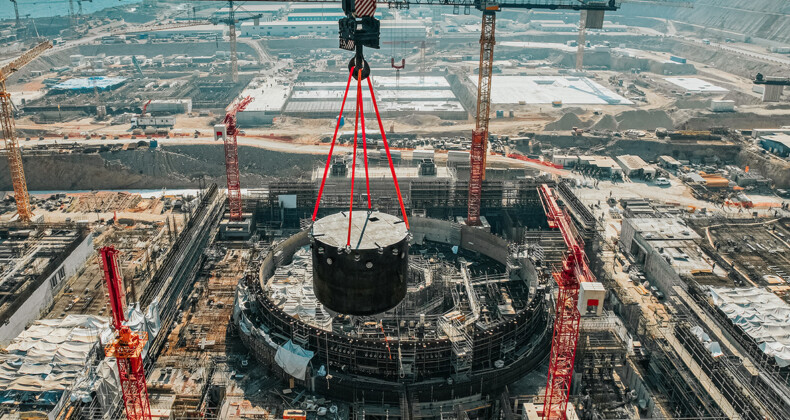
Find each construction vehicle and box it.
[1,40,52,223]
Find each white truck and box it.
[131,116,175,129]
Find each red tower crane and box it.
[221,96,253,222]
[538,184,595,419]
[99,246,152,420]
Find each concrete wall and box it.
[260,230,309,284]
[460,225,510,265]
[618,218,638,255]
[622,359,665,418]
[0,233,94,345]
[641,244,684,296]
[408,217,511,265]
[410,217,461,246]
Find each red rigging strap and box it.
[366,76,409,230]
[313,67,355,221]
[347,69,363,247]
[360,81,372,210]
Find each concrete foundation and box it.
[219,213,254,240]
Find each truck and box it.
[131,116,175,129]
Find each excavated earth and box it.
[0,145,322,191]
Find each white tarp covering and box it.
[235,281,314,380]
[709,287,790,367]
[274,340,314,380]
[689,325,723,358]
[125,298,162,359]
[0,315,111,406]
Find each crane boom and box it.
[191,0,620,11]
[1,40,52,223]
[229,0,239,83]
[466,10,496,226]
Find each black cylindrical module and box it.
[311,211,409,315]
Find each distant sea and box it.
[0,0,142,20]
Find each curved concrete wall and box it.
[259,230,309,287]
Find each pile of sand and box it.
[616,109,674,130]
[401,114,441,126]
[544,113,586,131]
[592,114,618,130]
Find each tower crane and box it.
[217,96,253,222]
[100,246,152,420]
[1,40,52,223]
[9,0,21,29]
[575,0,693,71]
[537,184,598,419]
[210,2,264,83]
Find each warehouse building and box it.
[616,154,657,179]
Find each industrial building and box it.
[0,226,93,343]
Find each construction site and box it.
[1,0,790,419]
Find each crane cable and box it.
[312,67,355,222]
[312,67,411,243]
[347,68,362,247]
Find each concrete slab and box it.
[665,77,728,93]
[471,75,632,105]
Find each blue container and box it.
[670,55,687,64]
[149,140,158,149]
[339,116,345,128]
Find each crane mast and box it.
[1,41,52,223]
[222,96,253,222]
[229,0,239,83]
[100,246,152,420]
[538,184,594,419]
[467,10,496,226]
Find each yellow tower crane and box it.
[0,41,53,223]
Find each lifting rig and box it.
[0,41,52,223]
[100,246,152,420]
[198,1,622,417]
